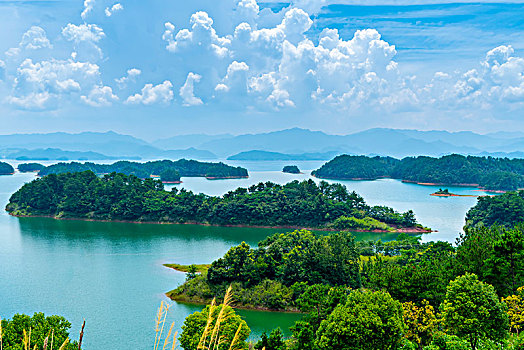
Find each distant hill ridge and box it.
[3,128,524,160]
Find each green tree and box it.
[440,273,509,350]
[402,300,438,350]
[315,290,404,350]
[254,328,286,350]
[179,303,250,350]
[0,312,78,350]
[186,264,198,281]
[502,286,524,335]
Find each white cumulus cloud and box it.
[126,81,174,105]
[180,73,204,106]
[116,68,142,88]
[81,85,119,106]
[81,0,96,20]
[105,3,123,17]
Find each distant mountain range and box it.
[0,132,217,160]
[227,150,342,161]
[2,128,524,161]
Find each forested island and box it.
[166,191,524,350]
[312,154,524,191]
[18,162,45,172]
[6,172,423,231]
[0,161,14,175]
[282,165,300,174]
[37,159,248,181]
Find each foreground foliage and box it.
[441,274,509,350]
[0,313,78,350]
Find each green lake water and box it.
[0,160,494,349]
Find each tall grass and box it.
[154,301,178,350]
[158,285,253,350]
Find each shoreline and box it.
[7,213,432,233]
[205,176,249,180]
[430,193,477,198]
[167,293,302,313]
[314,175,510,193]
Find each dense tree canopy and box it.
[207,230,361,288]
[315,290,405,350]
[37,159,248,180]
[0,161,14,175]
[7,173,419,230]
[282,165,300,174]
[17,162,45,172]
[313,154,524,190]
[466,191,524,228]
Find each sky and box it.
[1,0,524,139]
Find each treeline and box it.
[312,154,524,190]
[172,223,524,349]
[0,161,14,174]
[6,172,420,230]
[38,159,248,180]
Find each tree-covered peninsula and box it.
[6,172,422,231]
[0,161,14,175]
[312,154,524,191]
[169,223,524,347]
[37,159,248,181]
[465,191,524,228]
[169,204,524,350]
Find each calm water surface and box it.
[0,160,492,349]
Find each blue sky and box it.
[1,0,524,139]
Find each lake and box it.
[0,160,492,349]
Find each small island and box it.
[6,172,428,232]
[282,165,301,174]
[430,188,477,197]
[0,161,15,175]
[37,159,248,180]
[18,163,45,173]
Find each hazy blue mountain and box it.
[0,148,121,161]
[227,150,342,161]
[199,128,487,158]
[486,131,524,139]
[0,132,217,160]
[475,151,524,158]
[153,134,233,150]
[160,148,217,160]
[4,128,524,160]
[0,131,149,157]
[394,129,505,149]
[199,128,359,156]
